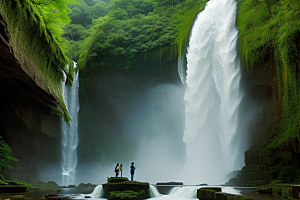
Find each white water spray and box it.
[149,185,161,198]
[182,0,243,184]
[169,187,198,198]
[90,185,104,198]
[61,62,80,186]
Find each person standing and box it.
[130,162,135,181]
[115,163,120,177]
[120,164,123,177]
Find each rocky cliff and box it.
[227,48,300,186]
[0,7,65,182]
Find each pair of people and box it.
[114,162,135,181]
[114,163,123,177]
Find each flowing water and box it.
[90,185,105,198]
[182,0,244,184]
[61,62,80,186]
[149,185,162,198]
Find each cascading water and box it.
[90,185,104,198]
[182,0,244,184]
[61,62,80,186]
[149,185,161,198]
[169,187,198,198]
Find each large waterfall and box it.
[182,0,243,184]
[61,62,80,186]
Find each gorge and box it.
[0,0,300,189]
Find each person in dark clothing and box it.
[115,163,120,177]
[130,162,135,181]
[120,164,123,177]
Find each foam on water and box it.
[182,0,246,184]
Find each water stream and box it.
[61,62,80,186]
[182,0,244,184]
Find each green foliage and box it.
[76,0,209,71]
[109,190,140,200]
[107,177,129,183]
[0,0,76,123]
[31,0,78,43]
[172,0,209,57]
[237,0,300,147]
[78,12,176,70]
[69,0,108,27]
[270,162,300,183]
[0,138,18,173]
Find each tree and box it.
[0,138,18,174]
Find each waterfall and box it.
[182,0,243,184]
[169,187,198,198]
[61,62,80,186]
[90,185,104,198]
[178,56,187,85]
[149,185,161,198]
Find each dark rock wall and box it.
[0,105,61,182]
[0,11,62,183]
[228,52,300,185]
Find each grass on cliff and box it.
[0,0,76,122]
[106,177,149,186]
[237,0,300,147]
[173,0,209,57]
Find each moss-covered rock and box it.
[0,0,74,122]
[107,177,129,184]
[258,183,300,199]
[109,190,145,200]
[102,177,149,199]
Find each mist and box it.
[122,84,186,184]
[73,69,187,185]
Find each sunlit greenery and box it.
[0,138,18,174]
[0,0,79,122]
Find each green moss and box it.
[199,189,217,193]
[173,0,209,57]
[107,177,129,183]
[0,0,75,123]
[237,0,300,148]
[109,190,142,200]
[106,180,149,186]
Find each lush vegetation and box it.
[0,0,79,122]
[237,0,300,148]
[64,0,209,71]
[0,138,18,175]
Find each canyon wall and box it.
[0,11,62,183]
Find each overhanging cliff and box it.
[0,13,61,114]
[0,1,73,183]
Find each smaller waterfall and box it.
[61,62,80,186]
[90,185,104,198]
[149,185,161,198]
[178,56,187,85]
[169,187,198,198]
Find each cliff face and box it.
[0,11,62,182]
[228,54,300,186]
